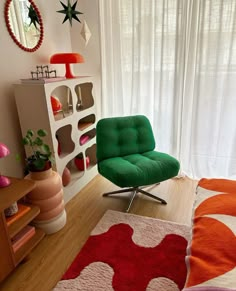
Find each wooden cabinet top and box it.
[0,178,35,212]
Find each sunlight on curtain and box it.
[10,0,27,46]
[99,0,236,179]
[9,0,39,48]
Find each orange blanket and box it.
[183,178,236,291]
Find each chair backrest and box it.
[96,115,156,162]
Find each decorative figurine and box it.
[57,0,83,26]
[30,65,58,80]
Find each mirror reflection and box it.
[9,0,39,48]
[5,0,43,52]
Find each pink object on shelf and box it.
[0,143,10,157]
[0,142,11,188]
[0,176,11,187]
[62,167,71,187]
[80,135,90,145]
[11,225,36,253]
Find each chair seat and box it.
[98,151,180,188]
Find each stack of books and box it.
[20,77,66,84]
[6,204,31,226]
[11,225,36,253]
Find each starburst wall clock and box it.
[57,0,83,26]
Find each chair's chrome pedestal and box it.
[103,184,166,212]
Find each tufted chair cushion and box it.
[96,115,155,162]
[96,115,180,187]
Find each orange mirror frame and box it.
[4,0,44,52]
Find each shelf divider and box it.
[8,205,40,239]
[14,228,45,266]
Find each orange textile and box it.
[198,177,236,193]
[183,179,236,290]
[195,192,236,217]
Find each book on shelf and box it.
[20,77,66,84]
[11,225,36,253]
[6,203,31,226]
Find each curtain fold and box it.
[99,0,236,179]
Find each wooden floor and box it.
[0,174,198,291]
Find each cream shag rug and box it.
[54,210,190,291]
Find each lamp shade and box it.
[50,53,84,79]
[0,143,10,158]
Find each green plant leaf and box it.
[27,129,34,137]
[34,137,43,146]
[35,150,42,158]
[37,129,47,137]
[16,153,21,162]
[22,137,30,145]
[22,128,54,170]
[33,159,46,170]
[41,144,51,154]
[49,156,55,164]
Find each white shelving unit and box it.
[14,77,97,203]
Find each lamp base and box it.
[65,63,75,78]
[0,175,11,187]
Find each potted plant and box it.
[22,129,66,234]
[22,129,54,172]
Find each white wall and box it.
[0,0,101,178]
[70,0,102,119]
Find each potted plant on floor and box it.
[22,129,66,234]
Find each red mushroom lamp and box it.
[0,143,11,188]
[50,53,84,79]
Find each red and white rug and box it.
[54,210,190,291]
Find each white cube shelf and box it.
[14,76,98,203]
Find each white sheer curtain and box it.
[99,0,236,179]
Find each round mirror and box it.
[4,0,44,52]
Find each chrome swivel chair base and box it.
[103,186,167,212]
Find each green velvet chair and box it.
[96,115,180,212]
